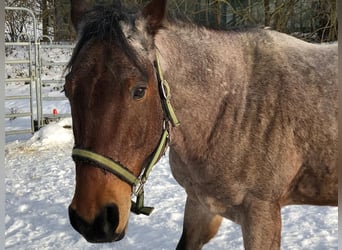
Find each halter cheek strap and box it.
[72,128,169,215]
[71,51,179,216]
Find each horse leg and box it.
[176,196,222,250]
[241,199,282,250]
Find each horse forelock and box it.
[67,4,153,77]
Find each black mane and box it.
[67,4,144,73]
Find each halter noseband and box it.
[71,51,179,216]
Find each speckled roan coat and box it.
[160,22,337,250]
[67,0,337,249]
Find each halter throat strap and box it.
[71,51,179,216]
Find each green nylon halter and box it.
[71,51,179,216]
[72,129,169,215]
[155,51,180,127]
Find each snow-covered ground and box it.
[5,47,338,250]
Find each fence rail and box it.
[5,6,73,137]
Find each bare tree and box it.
[5,0,338,42]
[312,0,337,42]
[5,0,38,41]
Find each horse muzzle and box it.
[68,203,126,242]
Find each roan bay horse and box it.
[65,0,338,249]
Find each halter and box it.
[71,51,180,216]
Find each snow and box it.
[5,47,338,250]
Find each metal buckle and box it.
[163,120,171,145]
[160,79,171,100]
[132,178,145,196]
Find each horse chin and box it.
[82,224,127,243]
[85,230,126,243]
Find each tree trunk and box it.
[41,0,49,41]
[263,0,270,27]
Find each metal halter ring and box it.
[161,79,171,100]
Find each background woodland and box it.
[5,0,337,42]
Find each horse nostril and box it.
[93,204,119,236]
[68,204,123,242]
[106,204,120,229]
[69,206,91,236]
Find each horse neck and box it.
[155,25,244,77]
[154,24,251,95]
[154,24,250,152]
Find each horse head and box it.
[66,0,169,242]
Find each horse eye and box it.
[132,87,146,100]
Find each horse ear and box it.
[70,0,92,32]
[142,0,167,35]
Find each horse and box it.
[65,0,338,249]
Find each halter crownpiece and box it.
[71,51,179,216]
[155,51,180,127]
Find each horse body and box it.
[157,25,337,204]
[154,25,337,248]
[66,0,337,249]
